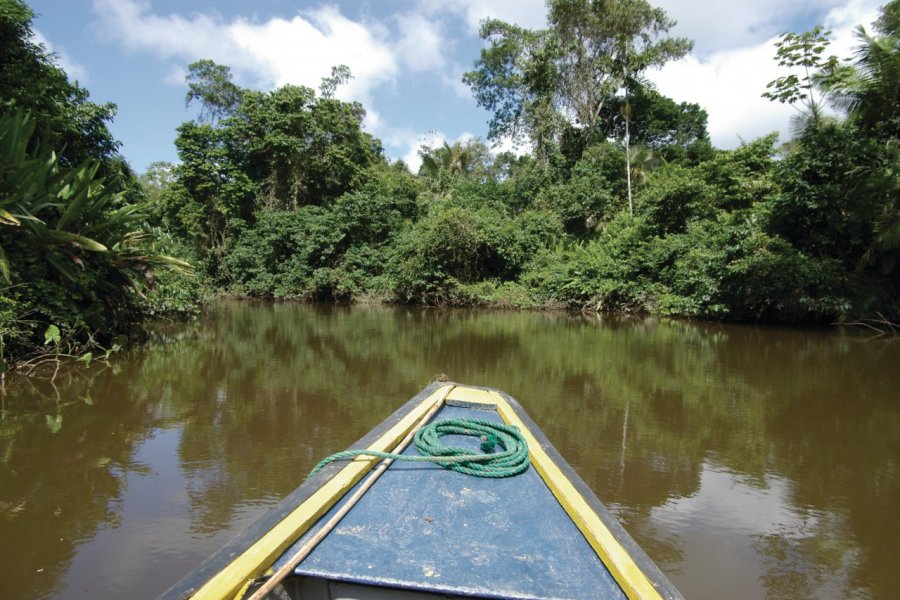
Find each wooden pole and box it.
[246,390,450,600]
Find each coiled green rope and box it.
[307,417,530,480]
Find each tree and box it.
[169,62,385,278]
[0,0,129,186]
[763,26,838,133]
[622,100,634,214]
[463,21,562,161]
[139,161,176,209]
[319,64,353,99]
[821,1,900,139]
[598,85,711,159]
[548,0,691,214]
[813,1,900,287]
[164,121,256,276]
[464,0,691,170]
[548,0,692,131]
[230,84,382,208]
[0,1,192,361]
[185,59,244,124]
[418,139,492,190]
[764,1,899,317]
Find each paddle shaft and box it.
[245,391,449,600]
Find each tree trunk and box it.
[625,107,633,216]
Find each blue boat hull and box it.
[160,383,683,600]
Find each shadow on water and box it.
[1,301,898,598]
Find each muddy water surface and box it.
[1,302,897,599]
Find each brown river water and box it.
[1,301,898,599]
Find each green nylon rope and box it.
[307,417,530,480]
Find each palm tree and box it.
[417,140,491,195]
[821,3,900,275]
[822,17,899,137]
[419,141,477,178]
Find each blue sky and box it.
[28,0,883,174]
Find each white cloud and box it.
[649,0,882,148]
[93,0,227,62]
[823,0,883,55]
[649,41,793,148]
[394,13,446,72]
[31,29,89,83]
[93,0,397,107]
[421,0,547,34]
[440,65,473,100]
[90,0,482,153]
[228,7,397,105]
[163,65,186,87]
[654,0,848,56]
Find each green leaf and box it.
[81,394,94,406]
[0,209,21,226]
[44,324,61,346]
[157,254,194,274]
[77,352,93,365]
[0,245,9,283]
[45,414,63,434]
[43,230,108,252]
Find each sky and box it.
[27,0,885,174]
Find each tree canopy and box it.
[4,0,900,368]
[464,0,692,158]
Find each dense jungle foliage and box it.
[1,0,898,367]
[0,0,191,368]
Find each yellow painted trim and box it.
[189,385,453,600]
[446,386,497,406]
[487,389,664,600]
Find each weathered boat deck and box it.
[160,383,682,600]
[278,402,626,599]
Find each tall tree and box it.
[185,59,244,125]
[821,1,900,139]
[763,26,838,133]
[0,0,129,185]
[319,64,353,99]
[548,0,692,131]
[463,21,562,161]
[465,0,692,167]
[231,84,382,208]
[818,0,900,280]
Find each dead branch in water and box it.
[837,313,899,336]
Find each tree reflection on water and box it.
[1,301,897,598]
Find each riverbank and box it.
[4,1,897,375]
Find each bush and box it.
[392,202,562,304]
[537,142,626,235]
[654,211,850,322]
[523,213,663,311]
[223,209,340,298]
[1,111,192,361]
[635,164,715,234]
